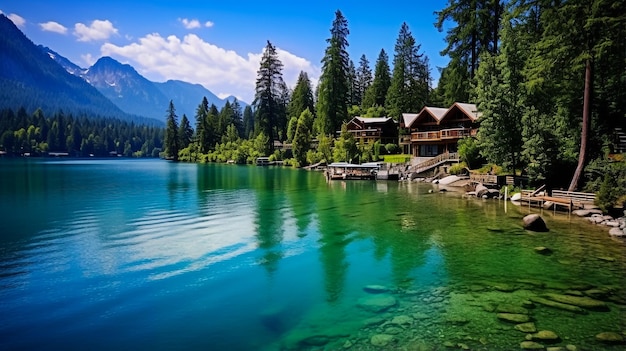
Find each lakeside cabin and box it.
[325,162,379,180]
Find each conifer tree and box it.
[164,100,179,161]
[362,49,391,110]
[253,40,286,152]
[242,105,254,139]
[355,54,372,107]
[316,10,350,136]
[386,22,430,120]
[178,114,193,149]
[195,97,210,153]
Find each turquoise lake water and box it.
[0,159,624,350]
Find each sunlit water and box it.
[0,159,624,350]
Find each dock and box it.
[325,162,379,180]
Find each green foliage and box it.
[382,154,410,164]
[385,22,429,120]
[164,100,179,160]
[448,161,468,175]
[292,109,313,166]
[476,163,503,175]
[384,143,401,154]
[363,106,386,117]
[362,49,391,110]
[457,137,482,169]
[253,40,287,150]
[317,10,351,136]
[0,107,163,157]
[584,156,626,211]
[332,123,358,162]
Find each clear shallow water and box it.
[0,159,624,350]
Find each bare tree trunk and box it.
[568,58,591,191]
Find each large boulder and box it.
[595,332,624,344]
[510,192,522,201]
[357,294,397,313]
[609,227,625,237]
[523,214,549,232]
[475,183,489,197]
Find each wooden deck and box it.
[520,188,596,213]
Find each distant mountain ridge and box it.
[0,14,151,123]
[41,49,245,120]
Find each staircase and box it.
[615,128,626,154]
[409,152,460,175]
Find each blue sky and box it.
[1,0,451,104]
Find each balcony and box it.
[411,128,474,142]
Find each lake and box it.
[0,159,624,350]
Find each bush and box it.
[384,143,401,154]
[584,155,626,211]
[449,162,468,175]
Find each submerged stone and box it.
[534,246,553,255]
[357,294,397,313]
[523,214,549,232]
[543,293,609,311]
[532,330,560,342]
[497,313,530,323]
[595,332,624,344]
[497,304,529,314]
[520,341,545,349]
[390,315,413,325]
[370,334,395,347]
[363,284,390,294]
[299,335,330,346]
[529,296,587,314]
[515,322,537,333]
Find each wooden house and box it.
[401,103,480,157]
[343,117,398,145]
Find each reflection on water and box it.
[0,159,624,350]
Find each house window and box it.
[420,145,439,157]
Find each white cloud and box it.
[74,19,118,42]
[179,18,214,30]
[179,18,200,29]
[7,13,26,27]
[40,21,67,34]
[100,33,319,103]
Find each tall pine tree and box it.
[253,40,286,152]
[164,100,179,161]
[362,49,391,110]
[316,10,350,136]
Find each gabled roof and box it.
[401,113,419,128]
[355,116,394,124]
[441,102,481,122]
[407,106,448,128]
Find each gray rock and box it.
[595,332,624,344]
[370,334,395,347]
[357,295,397,313]
[523,214,549,232]
[543,293,609,311]
[609,227,626,237]
[572,209,591,217]
[604,221,620,227]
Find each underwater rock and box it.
[531,330,560,342]
[390,315,413,325]
[520,341,545,349]
[583,288,612,299]
[595,332,624,344]
[362,316,386,327]
[383,326,403,335]
[363,285,390,294]
[542,293,609,311]
[497,304,529,314]
[497,313,530,323]
[523,214,549,232]
[529,296,586,314]
[370,334,395,347]
[515,322,537,333]
[546,347,565,351]
[445,316,470,325]
[534,247,553,255]
[357,295,397,313]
